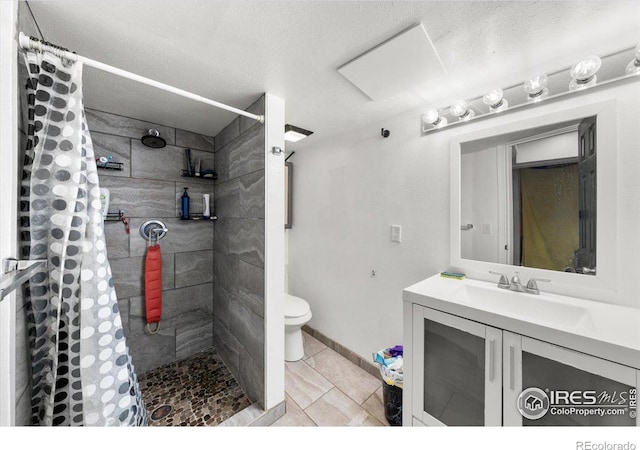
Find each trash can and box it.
[373,345,403,426]
[382,382,403,426]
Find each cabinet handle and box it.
[489,339,495,382]
[509,345,515,391]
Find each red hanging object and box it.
[144,244,162,334]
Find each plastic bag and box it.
[373,345,403,388]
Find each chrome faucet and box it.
[490,271,550,295]
[489,271,510,289]
[509,272,525,292]
[524,278,551,295]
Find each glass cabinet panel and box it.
[522,352,636,426]
[423,318,486,425]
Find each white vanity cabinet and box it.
[406,301,640,427]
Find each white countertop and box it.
[403,274,640,369]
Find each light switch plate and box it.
[483,223,491,234]
[391,225,402,243]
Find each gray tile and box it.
[240,96,265,135]
[213,251,239,291]
[130,218,213,256]
[92,132,131,178]
[237,350,264,406]
[175,182,214,218]
[228,125,265,180]
[213,178,240,218]
[271,395,316,427]
[215,117,240,152]
[229,218,264,268]
[213,145,229,185]
[302,331,327,360]
[213,284,232,328]
[305,388,384,426]
[117,298,130,335]
[127,323,176,373]
[176,129,214,152]
[131,141,214,183]
[175,250,214,288]
[110,256,143,299]
[218,404,263,427]
[104,221,129,258]
[285,360,333,409]
[100,177,176,218]
[213,318,241,375]
[86,108,175,145]
[129,283,214,319]
[175,311,214,360]
[229,300,264,362]
[305,348,380,405]
[239,170,265,219]
[362,387,389,426]
[237,260,264,318]
[213,218,230,254]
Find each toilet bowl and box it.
[284,293,312,362]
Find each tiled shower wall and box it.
[90,108,216,374]
[212,95,266,407]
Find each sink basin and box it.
[452,282,595,331]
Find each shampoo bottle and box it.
[181,187,190,219]
[203,194,210,219]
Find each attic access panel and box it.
[338,23,446,101]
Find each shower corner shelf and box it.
[181,169,217,180]
[179,214,217,221]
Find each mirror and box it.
[450,99,617,294]
[460,117,596,274]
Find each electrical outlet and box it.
[391,225,402,243]
[371,269,376,278]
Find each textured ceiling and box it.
[26,1,640,149]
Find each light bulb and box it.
[482,87,508,112]
[422,109,448,128]
[524,74,549,102]
[450,100,475,121]
[569,55,601,91]
[626,43,640,75]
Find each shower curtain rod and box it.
[18,32,265,124]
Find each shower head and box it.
[141,129,166,148]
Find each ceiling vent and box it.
[337,23,446,101]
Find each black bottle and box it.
[181,187,190,219]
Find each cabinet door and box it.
[412,305,502,426]
[503,332,639,426]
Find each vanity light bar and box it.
[422,43,640,134]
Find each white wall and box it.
[287,80,640,362]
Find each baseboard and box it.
[302,325,380,379]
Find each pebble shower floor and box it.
[138,347,251,426]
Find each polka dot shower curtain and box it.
[20,49,147,426]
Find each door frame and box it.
[0,0,19,427]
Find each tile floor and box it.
[272,331,389,426]
[139,347,251,426]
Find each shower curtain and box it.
[20,49,147,426]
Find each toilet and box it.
[284,293,312,361]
